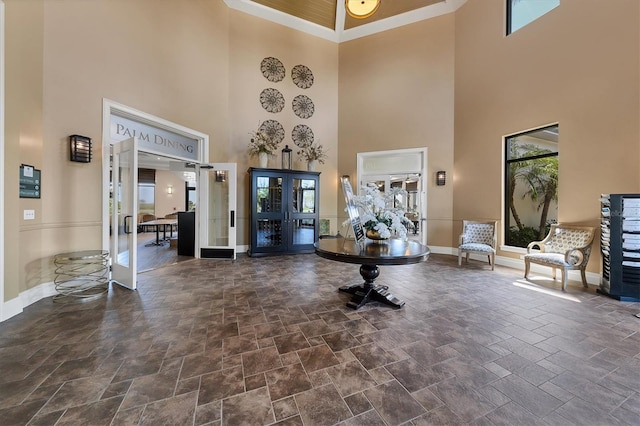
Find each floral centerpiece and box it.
[345,183,413,240]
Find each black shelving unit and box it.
[248,167,320,256]
[599,194,640,301]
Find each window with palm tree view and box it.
[505,124,558,248]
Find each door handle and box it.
[230,211,235,227]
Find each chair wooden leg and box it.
[489,254,494,271]
[552,268,556,280]
[580,268,588,287]
[458,251,462,266]
[561,269,568,292]
[524,259,530,279]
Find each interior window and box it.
[507,0,559,35]
[504,124,559,248]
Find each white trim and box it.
[0,0,5,321]
[223,0,467,43]
[101,99,210,254]
[1,281,56,322]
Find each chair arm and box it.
[527,241,544,253]
[459,234,464,245]
[564,245,592,266]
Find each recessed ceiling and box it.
[224,0,467,42]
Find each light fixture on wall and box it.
[167,185,174,195]
[281,145,292,169]
[436,171,446,186]
[69,134,92,163]
[215,170,227,182]
[345,0,380,19]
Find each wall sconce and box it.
[345,0,380,19]
[215,170,227,182]
[281,145,292,169]
[69,134,92,163]
[167,185,173,195]
[436,170,446,186]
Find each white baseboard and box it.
[1,281,56,322]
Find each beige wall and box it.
[338,14,455,246]
[5,0,44,300]
[454,0,640,272]
[155,171,186,218]
[228,9,339,242]
[6,0,231,297]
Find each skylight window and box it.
[507,0,559,35]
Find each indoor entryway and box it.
[103,99,236,290]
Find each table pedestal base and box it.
[339,264,405,310]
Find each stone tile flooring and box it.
[0,253,639,425]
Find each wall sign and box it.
[20,165,41,199]
[110,113,200,161]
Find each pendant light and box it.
[345,0,381,19]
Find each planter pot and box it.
[307,160,317,171]
[258,152,268,168]
[366,229,389,242]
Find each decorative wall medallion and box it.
[292,124,314,147]
[291,64,314,89]
[292,95,314,119]
[260,88,285,113]
[261,57,285,82]
[259,120,285,144]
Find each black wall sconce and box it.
[436,170,446,186]
[215,170,227,182]
[69,134,92,163]
[281,145,292,169]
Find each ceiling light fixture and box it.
[345,0,380,19]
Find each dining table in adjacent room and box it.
[315,236,430,310]
[138,218,178,246]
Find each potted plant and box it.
[344,183,412,240]
[297,143,327,171]
[248,128,279,168]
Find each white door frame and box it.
[101,99,210,266]
[0,0,5,320]
[357,148,428,244]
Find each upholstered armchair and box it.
[524,224,595,291]
[458,220,497,270]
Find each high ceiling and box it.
[224,0,467,42]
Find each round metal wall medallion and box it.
[291,64,314,89]
[260,88,285,113]
[259,120,285,145]
[261,57,285,82]
[292,95,314,119]
[292,124,314,147]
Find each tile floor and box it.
[0,253,639,425]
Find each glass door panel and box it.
[289,174,318,252]
[253,173,284,253]
[110,137,138,290]
[199,163,237,259]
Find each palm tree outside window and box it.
[504,124,559,248]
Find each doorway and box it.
[357,148,427,245]
[103,100,236,289]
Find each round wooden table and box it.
[315,237,430,309]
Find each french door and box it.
[198,163,237,259]
[110,137,138,289]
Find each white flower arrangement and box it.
[344,183,412,240]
